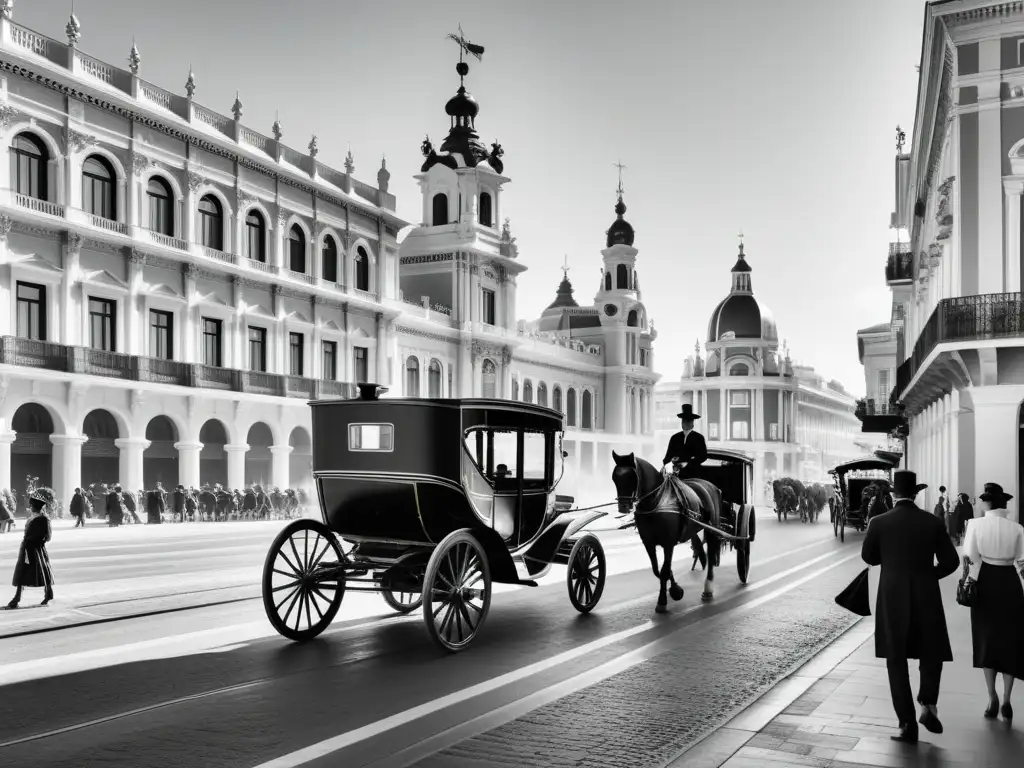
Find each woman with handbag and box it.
[962,482,1024,720]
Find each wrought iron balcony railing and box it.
[886,243,913,284]
[0,336,360,400]
[894,292,1024,400]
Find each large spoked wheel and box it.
[567,533,606,613]
[422,530,491,653]
[839,510,846,542]
[383,588,422,614]
[262,519,345,642]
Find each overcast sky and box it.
[13,0,928,395]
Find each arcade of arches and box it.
[1,402,313,510]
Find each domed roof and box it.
[544,275,579,312]
[606,197,635,247]
[445,86,479,119]
[706,241,778,343]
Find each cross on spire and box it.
[613,160,626,198]
[561,254,570,279]
[738,230,745,254]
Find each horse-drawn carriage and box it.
[828,455,898,542]
[261,385,609,653]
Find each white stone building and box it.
[0,7,657,510]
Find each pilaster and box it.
[224,443,248,491]
[0,430,15,491]
[50,434,87,510]
[114,437,150,492]
[270,444,292,490]
[174,441,203,489]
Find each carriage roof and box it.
[830,456,898,476]
[704,448,754,467]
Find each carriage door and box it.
[518,431,551,547]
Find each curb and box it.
[661,616,875,768]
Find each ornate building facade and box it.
[0,7,656,507]
[655,241,859,503]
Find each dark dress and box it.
[146,490,164,524]
[106,491,123,526]
[661,430,707,476]
[965,516,1024,679]
[862,499,960,660]
[12,515,54,588]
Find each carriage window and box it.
[522,432,547,482]
[348,423,394,452]
[491,431,518,480]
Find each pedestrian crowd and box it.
[842,469,1024,746]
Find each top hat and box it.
[979,482,1013,504]
[892,470,927,498]
[677,403,701,420]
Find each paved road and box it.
[0,514,866,768]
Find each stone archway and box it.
[289,426,312,491]
[199,419,229,489]
[245,422,274,487]
[81,409,120,490]
[144,416,179,489]
[11,403,54,514]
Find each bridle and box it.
[614,458,664,514]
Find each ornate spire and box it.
[66,5,81,48]
[128,38,141,74]
[606,161,635,247]
[377,156,390,193]
[231,91,243,120]
[308,134,318,157]
[896,124,906,155]
[561,253,570,279]
[272,111,282,141]
[344,145,354,175]
[185,64,196,99]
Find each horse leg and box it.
[702,534,717,602]
[665,541,684,601]
[656,542,671,613]
[690,532,707,571]
[643,540,660,580]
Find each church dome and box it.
[605,197,635,247]
[706,241,779,343]
[445,86,479,120]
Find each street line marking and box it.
[248,550,846,768]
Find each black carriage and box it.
[828,455,898,542]
[261,385,609,653]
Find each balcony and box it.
[854,397,907,435]
[886,243,913,284]
[0,337,359,400]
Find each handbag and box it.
[834,567,871,616]
[956,556,978,607]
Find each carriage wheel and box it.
[567,533,606,613]
[422,530,491,653]
[833,509,840,538]
[262,519,345,642]
[382,588,422,614]
[840,512,846,542]
[737,542,751,584]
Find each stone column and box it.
[270,445,292,490]
[0,430,15,491]
[950,389,960,490]
[61,234,82,345]
[50,434,86,512]
[501,348,513,399]
[459,339,472,397]
[127,251,145,355]
[175,441,203,489]
[224,443,248,491]
[114,437,149,492]
[375,312,388,385]
[719,387,727,442]
[184,264,198,363]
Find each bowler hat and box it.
[892,470,927,498]
[676,403,701,420]
[979,482,1013,503]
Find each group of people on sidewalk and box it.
[858,470,1024,745]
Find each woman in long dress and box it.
[963,482,1024,721]
[5,487,56,609]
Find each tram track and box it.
[0,539,851,756]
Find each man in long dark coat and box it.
[661,403,709,567]
[861,469,959,744]
[146,485,164,524]
[106,485,124,527]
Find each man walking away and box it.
[862,469,960,744]
[70,488,86,528]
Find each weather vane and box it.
[613,160,626,197]
[896,125,906,154]
[447,24,485,85]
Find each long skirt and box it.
[11,543,55,589]
[971,563,1024,679]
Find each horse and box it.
[611,451,722,612]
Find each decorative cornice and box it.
[67,127,98,153]
[140,253,179,270]
[400,253,454,265]
[944,2,1024,25]
[186,170,205,192]
[276,286,308,299]
[0,103,19,130]
[183,263,199,276]
[510,357,603,378]
[238,189,257,207]
[85,237,121,254]
[394,324,458,344]
[131,152,153,175]
[128,249,146,264]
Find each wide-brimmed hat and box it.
[979,482,1013,504]
[29,487,56,508]
[892,470,927,498]
[676,403,701,420]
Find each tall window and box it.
[405,356,420,396]
[523,380,533,403]
[88,297,116,352]
[479,192,492,227]
[877,369,890,403]
[482,289,496,325]
[482,358,496,398]
[566,388,577,427]
[322,341,337,380]
[553,386,563,414]
[245,210,266,262]
[16,281,46,341]
[289,224,305,273]
[616,264,629,289]
[202,317,222,367]
[11,133,47,201]
[355,247,370,291]
[147,177,173,235]
[82,155,116,220]
[289,332,304,376]
[248,326,267,372]
[432,193,448,225]
[198,195,223,250]
[537,383,548,407]
[353,346,368,382]
[428,359,442,397]
[149,310,173,360]
[322,235,338,283]
[582,390,593,429]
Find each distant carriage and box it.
[261,385,608,653]
[828,454,900,542]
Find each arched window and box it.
[432,193,448,226]
[405,356,420,396]
[523,380,533,403]
[11,132,48,200]
[512,378,519,401]
[146,176,173,235]
[482,358,496,398]
[537,382,548,407]
[582,390,593,429]
[553,386,563,414]
[355,246,370,291]
[616,264,629,290]
[198,194,223,250]
[288,224,306,273]
[479,192,492,227]
[627,309,639,327]
[82,155,116,219]
[245,210,266,262]
[322,235,338,283]
[604,272,611,291]
[730,363,750,376]
[566,388,578,427]
[428,359,443,397]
